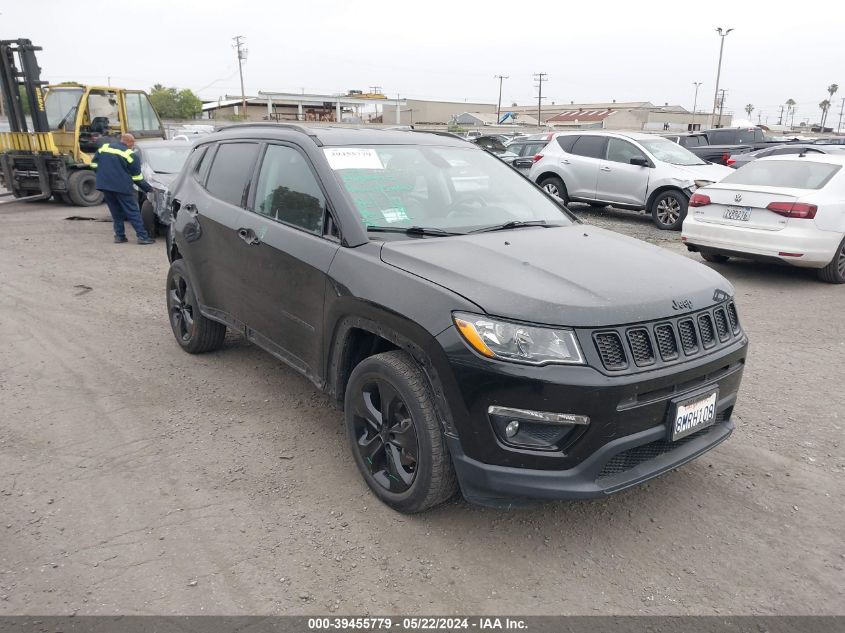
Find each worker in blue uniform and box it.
[90,133,155,244]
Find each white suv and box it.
[528,131,733,230]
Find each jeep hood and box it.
[379,225,732,327]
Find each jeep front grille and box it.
[589,302,742,373]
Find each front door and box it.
[232,143,340,377]
[596,137,651,206]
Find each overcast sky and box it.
[3,0,843,124]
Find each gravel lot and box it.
[0,199,843,616]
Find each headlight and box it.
[694,179,714,188]
[453,312,584,365]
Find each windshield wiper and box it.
[366,225,464,237]
[468,220,557,234]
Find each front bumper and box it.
[448,410,733,507]
[432,325,747,506]
[683,215,841,268]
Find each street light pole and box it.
[692,82,702,129]
[711,27,733,128]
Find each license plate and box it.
[723,206,751,221]
[668,389,718,441]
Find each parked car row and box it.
[516,131,731,230]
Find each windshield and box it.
[140,146,191,173]
[639,138,706,166]
[324,145,573,233]
[44,88,83,130]
[720,160,841,190]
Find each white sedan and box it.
[681,154,845,283]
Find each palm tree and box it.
[785,98,796,126]
[745,104,754,117]
[819,99,831,131]
[822,84,839,129]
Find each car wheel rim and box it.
[352,377,419,493]
[168,273,195,342]
[543,183,560,198]
[656,196,681,225]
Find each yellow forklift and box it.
[0,38,165,206]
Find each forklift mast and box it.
[0,39,50,133]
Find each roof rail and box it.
[216,122,323,146]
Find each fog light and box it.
[488,406,590,451]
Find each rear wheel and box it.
[344,350,457,513]
[66,170,103,206]
[166,259,226,353]
[141,200,157,237]
[817,236,845,284]
[651,190,688,230]
[700,250,730,263]
[538,175,569,205]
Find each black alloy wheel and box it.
[168,269,195,344]
[351,377,420,493]
[344,350,457,513]
[165,259,226,353]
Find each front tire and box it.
[141,200,157,237]
[818,236,845,284]
[166,259,226,353]
[650,190,688,231]
[344,350,458,513]
[538,175,569,205]
[66,170,103,206]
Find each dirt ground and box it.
[0,200,843,616]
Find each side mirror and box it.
[630,157,650,167]
[513,158,534,169]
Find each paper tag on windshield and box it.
[323,148,383,170]
[382,208,409,223]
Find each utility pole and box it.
[233,35,248,118]
[838,98,845,134]
[717,89,727,127]
[692,82,702,129]
[778,105,784,125]
[711,27,734,126]
[494,74,509,124]
[533,72,547,129]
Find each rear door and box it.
[564,135,606,199]
[189,141,262,322]
[596,137,650,206]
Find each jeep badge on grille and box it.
[672,299,694,311]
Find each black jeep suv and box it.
[164,124,748,513]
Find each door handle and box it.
[237,227,261,246]
[600,166,612,172]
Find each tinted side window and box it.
[570,135,607,159]
[606,138,647,164]
[205,143,260,207]
[189,145,209,182]
[708,130,732,144]
[556,135,579,153]
[252,144,326,234]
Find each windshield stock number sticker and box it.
[324,148,384,170]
